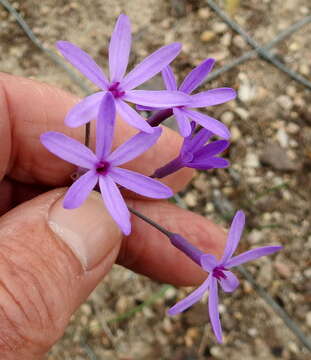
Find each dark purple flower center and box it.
[212,266,228,280]
[96,161,110,175]
[108,82,125,98]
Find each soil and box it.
[0,0,310,359]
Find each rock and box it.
[221,111,234,125]
[230,125,242,142]
[260,142,299,171]
[238,83,257,103]
[286,122,299,134]
[277,95,293,111]
[306,312,311,328]
[276,128,289,147]
[274,262,292,278]
[213,22,228,33]
[299,64,309,76]
[245,152,260,168]
[198,7,210,19]
[184,191,197,207]
[248,229,264,244]
[233,35,246,49]
[235,107,249,120]
[200,30,216,42]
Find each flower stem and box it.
[84,123,91,147]
[147,109,173,127]
[151,156,184,178]
[128,206,203,265]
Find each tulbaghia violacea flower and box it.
[139,63,236,138]
[152,122,230,178]
[167,211,282,343]
[57,14,190,133]
[40,93,173,235]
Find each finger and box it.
[118,199,226,286]
[0,189,122,358]
[0,73,193,193]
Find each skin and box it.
[0,73,226,359]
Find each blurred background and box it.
[0,0,310,359]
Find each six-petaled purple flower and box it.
[138,63,236,137]
[168,211,282,343]
[152,121,230,178]
[41,93,173,235]
[57,14,190,133]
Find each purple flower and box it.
[152,122,230,178]
[168,211,282,343]
[140,62,236,137]
[40,93,173,235]
[57,14,190,133]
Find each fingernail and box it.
[48,191,122,270]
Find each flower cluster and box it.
[40,14,282,343]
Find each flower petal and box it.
[189,88,236,108]
[221,210,245,264]
[109,14,132,82]
[184,109,230,139]
[136,105,164,111]
[99,175,131,235]
[96,93,116,159]
[187,157,230,170]
[194,140,230,159]
[208,277,223,343]
[108,127,162,165]
[65,92,104,127]
[40,132,97,168]
[120,43,182,90]
[162,66,178,90]
[219,271,240,293]
[63,171,98,209]
[226,246,282,268]
[179,58,215,94]
[56,41,109,89]
[168,277,210,315]
[186,126,213,153]
[124,90,189,107]
[110,167,173,198]
[200,254,218,272]
[116,100,154,133]
[173,108,192,137]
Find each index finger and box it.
[0,73,193,192]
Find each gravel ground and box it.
[0,0,310,359]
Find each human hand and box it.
[0,73,226,359]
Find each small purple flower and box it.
[168,210,282,343]
[139,62,236,138]
[57,14,190,133]
[40,93,173,235]
[152,122,230,178]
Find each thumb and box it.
[0,188,121,360]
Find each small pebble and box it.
[286,122,299,134]
[306,312,311,328]
[230,125,242,142]
[248,229,264,244]
[184,192,197,207]
[245,153,260,168]
[277,95,293,111]
[213,22,228,33]
[200,30,216,42]
[276,128,289,147]
[221,111,234,125]
[198,7,210,19]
